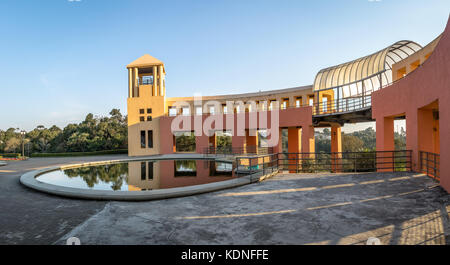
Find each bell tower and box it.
[127,54,166,156]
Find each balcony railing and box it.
[312,95,372,116]
[419,151,440,181]
[234,150,412,176]
[203,146,275,157]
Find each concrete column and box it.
[331,125,342,173]
[196,134,209,154]
[288,127,301,173]
[128,68,133,98]
[245,129,258,154]
[134,67,139,97]
[232,135,246,154]
[153,66,158,96]
[301,125,315,156]
[376,117,394,172]
[158,65,164,96]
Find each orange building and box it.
[127,17,450,193]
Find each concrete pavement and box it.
[0,155,449,245]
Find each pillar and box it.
[288,127,301,173]
[134,67,139,97]
[153,65,158,96]
[331,125,342,172]
[158,65,164,96]
[232,135,246,154]
[301,125,315,155]
[196,134,209,154]
[128,68,133,98]
[376,117,394,172]
[209,134,216,154]
[245,129,258,154]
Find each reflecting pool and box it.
[36,160,234,191]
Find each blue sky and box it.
[0,0,449,131]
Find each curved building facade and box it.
[126,17,449,193]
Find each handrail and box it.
[419,151,440,181]
[234,150,412,176]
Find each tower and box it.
[127,54,166,156]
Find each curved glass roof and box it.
[313,41,422,97]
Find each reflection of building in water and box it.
[128,161,160,191]
[127,160,234,190]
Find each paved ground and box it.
[1,156,449,245]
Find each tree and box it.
[6,109,128,154]
[342,134,365,152]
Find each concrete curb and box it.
[19,155,271,201]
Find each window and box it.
[195,106,202,115]
[147,116,152,121]
[397,67,406,80]
[169,107,177,116]
[269,100,276,110]
[147,108,152,114]
[209,105,215,115]
[222,105,227,114]
[282,98,289,109]
[148,130,153,148]
[410,60,420,72]
[139,109,144,114]
[141,162,146,180]
[148,162,153,180]
[141,75,153,85]
[308,96,314,106]
[140,116,145,122]
[182,107,190,115]
[296,97,302,107]
[140,131,146,148]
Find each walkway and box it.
[0,155,449,245]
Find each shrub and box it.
[30,149,128,157]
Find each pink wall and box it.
[372,16,450,192]
[159,106,314,154]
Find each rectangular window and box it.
[147,108,152,114]
[147,116,152,121]
[222,105,227,114]
[195,106,202,115]
[269,100,276,110]
[141,75,153,85]
[140,116,145,122]
[168,107,177,116]
[410,60,420,72]
[140,131,146,148]
[148,162,153,180]
[182,107,190,116]
[296,97,302,107]
[209,105,215,115]
[308,96,314,106]
[282,98,289,109]
[148,130,153,148]
[139,109,144,114]
[141,162,146,180]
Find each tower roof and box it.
[127,54,164,68]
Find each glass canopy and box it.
[313,41,422,98]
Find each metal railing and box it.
[204,146,275,157]
[139,79,153,85]
[234,150,412,177]
[312,95,372,116]
[419,151,440,181]
[278,150,412,173]
[235,153,279,177]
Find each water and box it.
[36,160,234,191]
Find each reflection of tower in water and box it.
[128,160,235,190]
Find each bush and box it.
[30,149,128,157]
[0,153,21,158]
